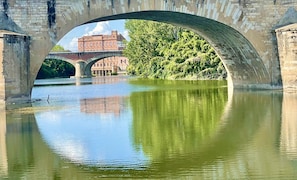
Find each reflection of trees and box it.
[130,80,228,160]
[130,86,295,178]
[4,87,297,179]
[3,109,97,179]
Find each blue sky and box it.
[57,20,128,52]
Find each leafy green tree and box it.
[37,45,74,79]
[51,44,70,52]
[124,20,227,79]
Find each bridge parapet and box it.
[48,51,123,61]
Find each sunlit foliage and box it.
[124,20,227,80]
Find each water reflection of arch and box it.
[127,86,286,178]
[37,92,297,178]
[3,110,60,179]
[3,90,297,178]
[146,91,284,177]
[1,107,106,179]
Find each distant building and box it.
[77,31,128,76]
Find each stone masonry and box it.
[0,30,30,103]
[1,0,297,102]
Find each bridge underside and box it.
[0,11,283,104]
[91,11,272,89]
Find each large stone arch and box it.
[91,11,271,89]
[2,0,296,102]
[52,12,270,89]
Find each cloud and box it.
[69,37,79,51]
[84,22,111,36]
[60,37,78,52]
[63,22,111,51]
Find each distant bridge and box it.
[46,51,123,78]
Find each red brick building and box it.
[78,31,128,76]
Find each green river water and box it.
[0,76,297,179]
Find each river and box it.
[1,76,297,179]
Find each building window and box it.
[117,41,124,48]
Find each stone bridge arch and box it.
[84,52,124,77]
[93,11,271,90]
[45,55,75,65]
[45,55,80,77]
[45,51,123,78]
[1,0,296,102]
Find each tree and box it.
[124,20,227,80]
[51,44,70,52]
[37,45,75,79]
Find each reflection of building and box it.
[78,31,128,76]
[80,96,125,116]
[91,76,128,85]
[280,93,297,159]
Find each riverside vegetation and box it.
[37,45,75,79]
[124,20,227,80]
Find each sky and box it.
[57,20,128,52]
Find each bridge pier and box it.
[276,23,297,89]
[74,62,86,78]
[74,61,92,78]
[84,68,92,77]
[0,31,31,104]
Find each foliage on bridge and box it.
[124,20,227,80]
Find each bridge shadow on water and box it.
[1,89,297,179]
